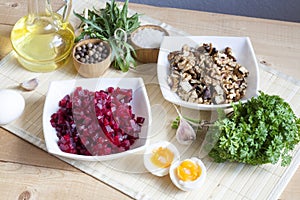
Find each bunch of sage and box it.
[74,0,140,72]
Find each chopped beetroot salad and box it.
[50,87,145,156]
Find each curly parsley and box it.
[209,91,300,167]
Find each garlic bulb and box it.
[173,105,197,145]
[176,117,196,145]
[20,78,39,91]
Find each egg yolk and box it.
[150,147,174,168]
[177,160,202,181]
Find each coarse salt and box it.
[132,27,166,48]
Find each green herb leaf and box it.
[209,91,300,167]
[74,0,140,72]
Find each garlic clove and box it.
[20,78,39,91]
[176,117,196,145]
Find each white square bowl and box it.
[157,36,259,110]
[43,78,152,161]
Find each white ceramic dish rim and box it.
[43,77,152,161]
[157,36,260,110]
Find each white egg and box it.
[169,157,206,191]
[143,141,180,177]
[0,89,25,125]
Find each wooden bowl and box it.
[130,25,169,63]
[72,39,112,78]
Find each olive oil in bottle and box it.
[10,0,74,72]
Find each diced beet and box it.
[107,87,114,93]
[136,117,145,124]
[50,86,146,156]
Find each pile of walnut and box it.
[167,43,249,104]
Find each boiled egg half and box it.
[169,157,206,191]
[144,141,180,176]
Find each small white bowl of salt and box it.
[130,25,169,63]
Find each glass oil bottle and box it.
[11,0,75,72]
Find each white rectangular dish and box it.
[157,36,259,110]
[43,78,152,161]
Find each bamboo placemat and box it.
[1,1,300,199]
